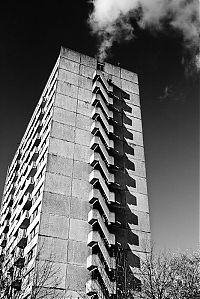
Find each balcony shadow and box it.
[111,83,142,296]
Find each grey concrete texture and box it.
[37,47,150,295]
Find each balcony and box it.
[25,177,35,194]
[23,193,32,210]
[86,279,105,298]
[91,107,114,135]
[88,231,116,270]
[91,121,114,149]
[19,211,30,229]
[10,183,17,195]
[14,248,25,268]
[29,161,37,177]
[90,136,114,166]
[37,120,43,133]
[92,92,113,117]
[6,256,14,274]
[12,277,22,290]
[87,255,116,295]
[34,133,41,147]
[90,152,114,184]
[41,96,47,108]
[0,253,5,262]
[14,160,21,172]
[92,81,113,106]
[6,195,14,208]
[13,171,19,182]
[89,189,115,224]
[88,209,115,246]
[5,206,12,220]
[32,147,39,161]
[93,70,113,93]
[0,233,7,248]
[38,108,45,121]
[16,229,27,248]
[89,170,115,203]
[1,219,9,233]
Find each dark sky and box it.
[0,1,199,252]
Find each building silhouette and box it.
[0,47,151,299]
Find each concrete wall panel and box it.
[40,213,69,240]
[68,240,89,266]
[73,160,91,181]
[104,62,120,77]
[61,48,81,63]
[78,87,92,104]
[54,93,77,112]
[58,68,79,86]
[66,264,90,292]
[46,154,73,177]
[44,172,72,196]
[74,143,91,163]
[78,75,92,90]
[75,128,92,146]
[77,99,92,117]
[42,191,70,217]
[49,138,74,159]
[70,197,90,221]
[122,79,139,94]
[80,54,97,68]
[121,68,138,84]
[60,57,79,73]
[50,121,75,142]
[38,235,68,263]
[57,81,78,98]
[76,114,92,132]
[69,219,89,242]
[72,178,91,200]
[80,64,95,79]
[53,107,76,127]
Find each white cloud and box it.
[89,0,200,69]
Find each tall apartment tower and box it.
[0,47,151,299]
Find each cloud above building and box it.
[88,0,199,69]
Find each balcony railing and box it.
[16,229,27,248]
[38,108,45,121]
[32,147,39,161]
[91,107,114,136]
[22,193,33,210]
[14,248,25,268]
[90,136,114,167]
[87,231,116,270]
[34,133,41,147]
[92,81,113,106]
[0,233,7,248]
[19,211,30,229]
[91,94,113,122]
[93,70,113,93]
[25,177,35,194]
[12,277,22,290]
[87,254,116,295]
[90,153,114,184]
[1,219,9,233]
[88,209,115,246]
[91,121,114,150]
[89,189,115,224]
[86,279,107,299]
[13,171,20,182]
[29,161,37,177]
[89,170,115,203]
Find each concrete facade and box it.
[0,47,150,299]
